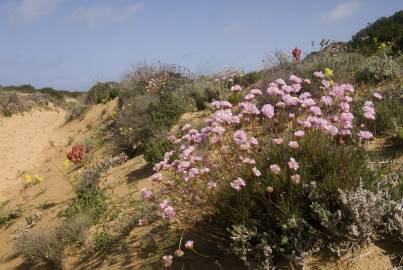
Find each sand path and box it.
[0,108,66,196]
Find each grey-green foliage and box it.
[357,53,400,83]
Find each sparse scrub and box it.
[61,214,92,245]
[16,229,64,269]
[0,208,21,228]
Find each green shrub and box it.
[144,135,173,164]
[91,231,114,252]
[350,10,403,56]
[63,187,107,222]
[16,229,64,269]
[233,71,263,87]
[367,99,403,135]
[65,100,89,122]
[356,53,400,83]
[85,82,120,105]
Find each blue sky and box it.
[0,0,401,91]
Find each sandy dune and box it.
[0,108,66,197]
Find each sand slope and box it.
[0,108,66,197]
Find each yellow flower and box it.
[324,68,333,78]
[24,174,33,184]
[63,159,70,168]
[34,175,44,183]
[378,42,386,49]
[329,80,335,86]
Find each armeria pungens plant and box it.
[137,70,396,268]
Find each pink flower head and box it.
[288,141,299,149]
[211,100,233,110]
[294,130,305,138]
[314,71,324,78]
[339,102,350,112]
[321,80,331,88]
[362,101,375,120]
[320,96,333,106]
[303,79,311,84]
[239,102,260,115]
[230,84,242,92]
[233,130,249,145]
[358,130,374,140]
[185,240,194,249]
[162,206,176,220]
[269,164,281,175]
[181,124,192,132]
[150,173,163,182]
[291,174,301,184]
[288,157,299,171]
[244,93,255,100]
[273,138,284,145]
[309,106,322,116]
[276,101,286,108]
[275,79,286,85]
[261,104,275,118]
[162,255,173,267]
[289,74,302,84]
[241,156,256,164]
[140,188,155,201]
[230,177,246,191]
[207,181,217,190]
[252,167,262,177]
[250,88,262,95]
[373,92,382,100]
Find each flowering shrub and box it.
[66,144,86,164]
[139,71,399,267]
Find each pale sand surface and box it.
[0,108,66,198]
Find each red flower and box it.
[292,47,301,62]
[67,143,86,164]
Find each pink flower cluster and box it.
[140,71,381,236]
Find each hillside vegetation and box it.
[1,11,402,270]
